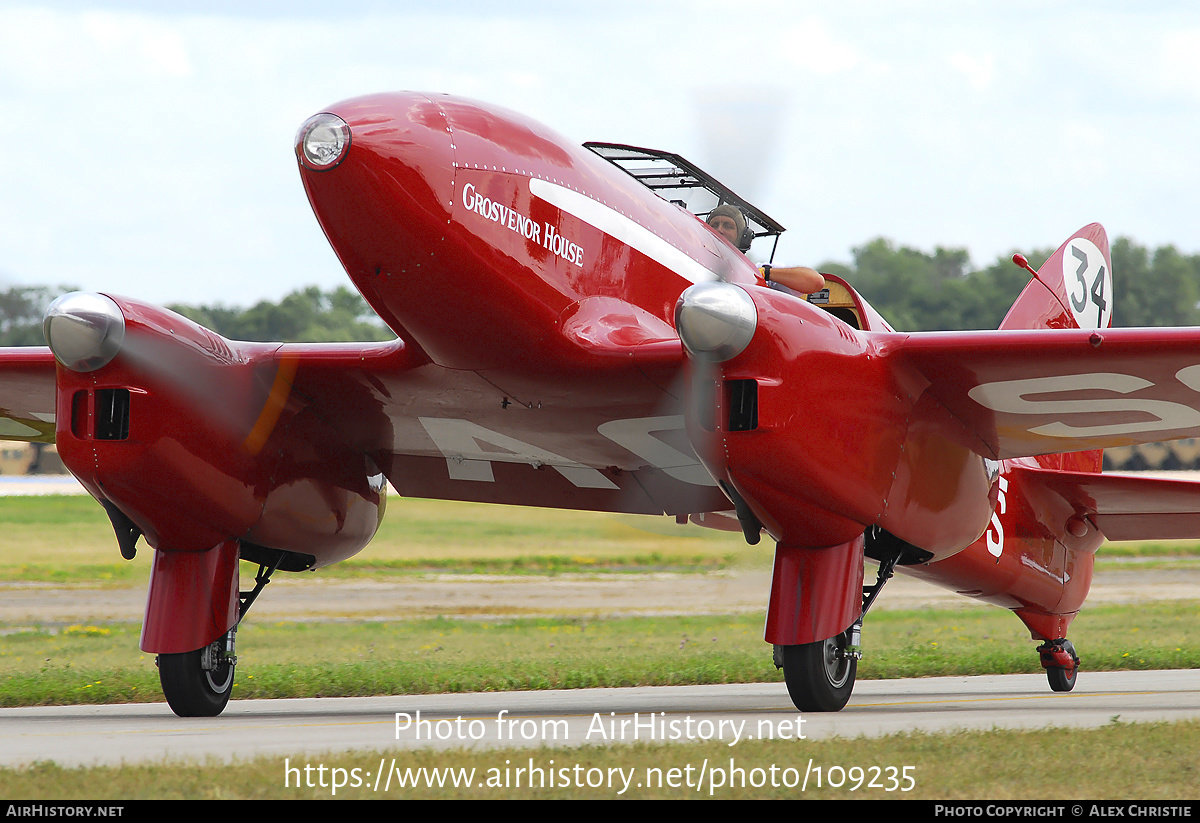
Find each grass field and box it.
[0,495,761,583]
[2,602,1196,708]
[1,495,1197,709]
[4,721,1199,800]
[3,493,1199,582]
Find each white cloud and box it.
[776,18,861,75]
[949,52,996,93]
[1160,28,1200,100]
[1,3,1198,304]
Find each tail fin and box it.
[999,224,1111,473]
[1000,223,1112,332]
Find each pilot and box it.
[706,204,748,249]
[706,205,826,294]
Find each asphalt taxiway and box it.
[3,670,1197,768]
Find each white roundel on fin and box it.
[1062,237,1111,329]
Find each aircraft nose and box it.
[293,92,457,268]
[43,292,126,372]
[294,92,456,204]
[292,93,462,360]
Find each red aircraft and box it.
[3,91,1198,717]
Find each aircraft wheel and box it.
[158,634,235,717]
[781,632,857,712]
[1039,639,1079,693]
[1047,664,1077,692]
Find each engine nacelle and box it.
[46,293,386,652]
[680,283,996,559]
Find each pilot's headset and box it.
[707,204,755,252]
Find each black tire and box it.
[781,632,857,712]
[1041,639,1078,693]
[1047,665,1077,692]
[159,640,235,717]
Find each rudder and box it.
[999,223,1111,472]
[999,223,1111,333]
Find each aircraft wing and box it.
[1015,464,1200,541]
[0,348,56,443]
[257,337,725,517]
[0,317,724,518]
[892,325,1200,459]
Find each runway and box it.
[3,670,1197,768]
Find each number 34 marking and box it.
[1064,237,1112,330]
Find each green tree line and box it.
[816,237,1200,331]
[1,237,1198,344]
[168,286,393,343]
[0,285,393,346]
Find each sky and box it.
[1,1,1198,306]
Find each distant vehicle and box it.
[3,92,1199,717]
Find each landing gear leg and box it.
[1037,638,1080,692]
[156,551,282,717]
[774,550,898,712]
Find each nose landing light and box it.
[43,292,126,373]
[674,282,758,362]
[295,113,351,171]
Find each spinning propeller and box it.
[43,291,279,444]
[671,280,766,543]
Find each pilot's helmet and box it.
[707,204,751,251]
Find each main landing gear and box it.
[779,629,858,712]
[158,630,237,717]
[774,552,898,712]
[1037,638,1080,692]
[156,552,282,717]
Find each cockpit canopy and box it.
[584,143,784,263]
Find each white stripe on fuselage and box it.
[529,178,719,285]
